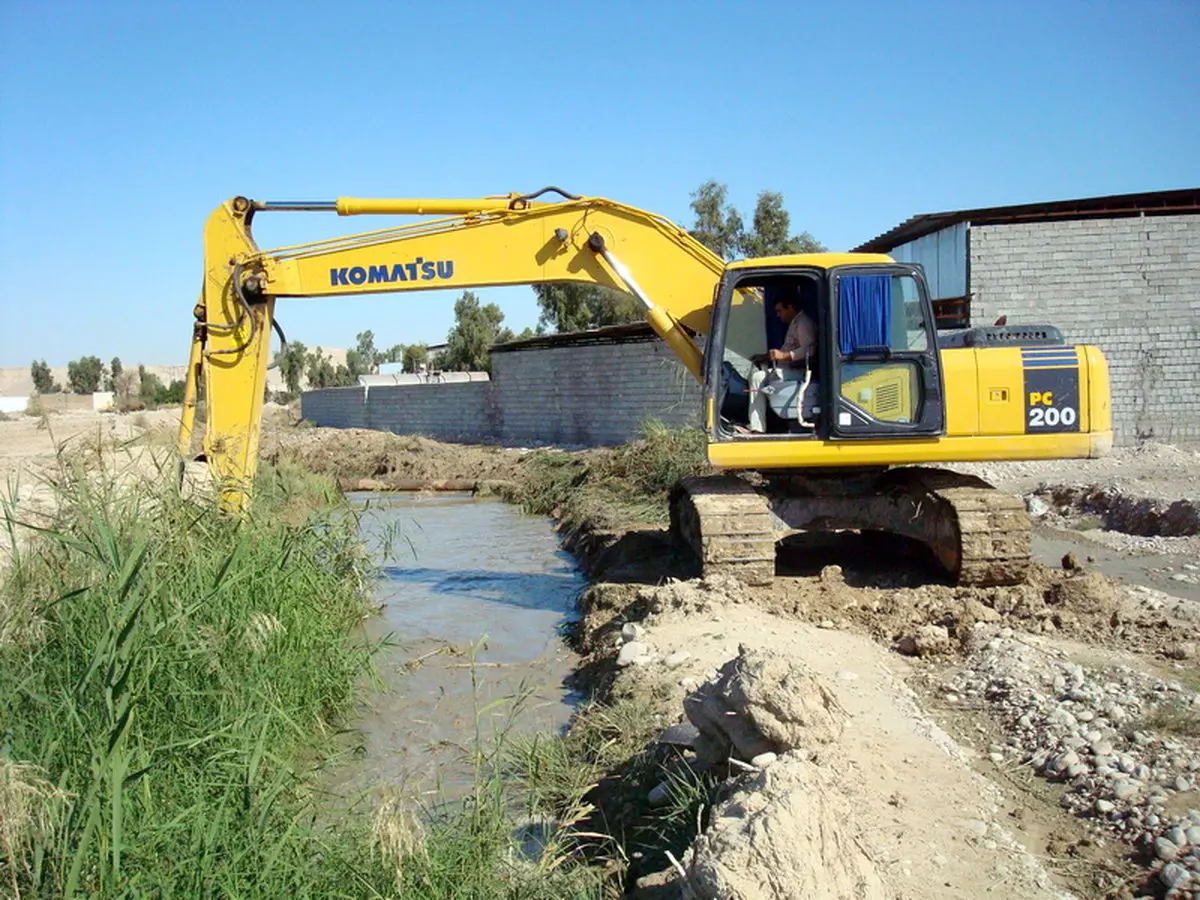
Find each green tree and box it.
[739,190,825,256]
[689,180,745,260]
[305,348,336,388]
[30,359,58,394]
[104,356,124,392]
[138,365,163,404]
[355,330,378,373]
[443,291,508,372]
[276,340,308,394]
[532,283,642,333]
[66,356,104,394]
[382,343,406,364]
[689,181,826,260]
[344,349,369,379]
[402,343,428,373]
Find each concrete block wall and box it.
[489,338,700,446]
[969,215,1200,445]
[300,382,494,443]
[301,337,702,446]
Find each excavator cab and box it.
[707,262,945,442]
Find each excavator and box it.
[178,188,1112,587]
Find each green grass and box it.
[510,422,709,530]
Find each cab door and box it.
[827,265,944,438]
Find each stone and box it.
[1025,495,1051,517]
[1166,642,1197,660]
[750,751,778,769]
[1159,862,1188,889]
[1166,826,1186,847]
[1156,837,1180,862]
[819,564,843,584]
[1096,799,1115,815]
[1185,825,1200,845]
[896,625,951,657]
[664,651,692,669]
[1113,779,1140,801]
[620,622,643,642]
[648,781,672,807]
[1061,552,1081,571]
[617,641,650,667]
[1090,739,1115,757]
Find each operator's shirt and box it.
[781,311,816,363]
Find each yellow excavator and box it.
[179,188,1112,587]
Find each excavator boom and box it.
[181,190,726,505]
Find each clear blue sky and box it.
[1,0,1197,367]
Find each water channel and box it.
[328,492,585,802]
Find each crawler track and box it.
[670,469,1031,587]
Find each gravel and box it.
[943,626,1200,894]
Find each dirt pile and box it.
[262,427,524,485]
[683,647,844,765]
[682,753,896,900]
[1031,484,1200,538]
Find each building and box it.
[855,189,1200,445]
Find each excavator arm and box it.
[179,190,726,506]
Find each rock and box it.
[750,751,778,769]
[648,781,672,807]
[617,641,651,667]
[1160,861,1189,890]
[1026,495,1051,517]
[896,625,952,658]
[664,651,692,669]
[1113,779,1140,801]
[1062,552,1081,571]
[1186,825,1200,845]
[683,648,846,766]
[819,564,843,584]
[621,622,643,643]
[1166,826,1186,847]
[1096,799,1115,815]
[964,819,990,838]
[1156,836,1180,862]
[658,722,700,748]
[1090,739,1115,757]
[1166,642,1198,660]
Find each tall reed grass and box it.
[0,452,394,897]
[0,449,615,897]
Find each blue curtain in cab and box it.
[838,276,891,355]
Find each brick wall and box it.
[300,337,701,446]
[969,215,1200,445]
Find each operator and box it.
[747,295,817,433]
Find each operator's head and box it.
[774,296,800,325]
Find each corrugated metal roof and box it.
[855,187,1200,253]
[491,322,665,353]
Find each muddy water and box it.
[330,492,584,801]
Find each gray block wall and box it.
[489,338,700,446]
[969,215,1200,445]
[300,337,701,446]
[300,382,495,443]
